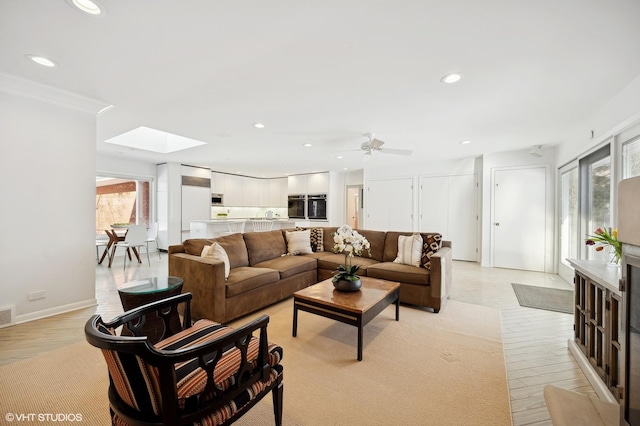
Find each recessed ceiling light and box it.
[460,140,471,145]
[71,0,102,15]
[343,168,349,171]
[336,155,343,159]
[27,55,56,67]
[303,143,312,147]
[253,123,265,129]
[441,73,462,84]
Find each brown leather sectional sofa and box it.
[168,228,452,323]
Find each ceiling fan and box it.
[361,134,412,157]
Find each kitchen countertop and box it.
[192,218,292,222]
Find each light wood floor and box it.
[0,254,596,425]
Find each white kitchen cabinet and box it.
[241,177,258,206]
[307,172,330,194]
[224,174,242,206]
[211,172,226,194]
[269,178,287,207]
[288,175,307,194]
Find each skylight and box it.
[104,126,207,154]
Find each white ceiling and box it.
[3,0,640,177]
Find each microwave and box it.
[211,193,224,205]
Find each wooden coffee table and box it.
[292,277,400,361]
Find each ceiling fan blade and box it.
[380,148,412,156]
[370,138,385,150]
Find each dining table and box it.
[99,227,141,267]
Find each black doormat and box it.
[511,283,573,314]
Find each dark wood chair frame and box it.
[85,293,283,426]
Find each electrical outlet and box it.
[28,290,46,301]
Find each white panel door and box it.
[448,174,477,261]
[366,179,388,231]
[366,178,413,231]
[419,176,449,234]
[493,167,546,271]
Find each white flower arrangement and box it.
[332,225,371,283]
[333,224,371,258]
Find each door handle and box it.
[494,223,500,226]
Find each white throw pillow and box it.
[285,229,313,255]
[201,243,231,279]
[394,233,423,267]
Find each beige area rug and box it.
[0,299,511,426]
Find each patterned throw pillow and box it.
[421,234,442,270]
[295,227,324,252]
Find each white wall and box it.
[557,75,640,167]
[96,154,157,179]
[0,79,106,324]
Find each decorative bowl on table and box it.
[111,223,130,229]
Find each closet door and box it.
[366,178,413,231]
[420,174,477,261]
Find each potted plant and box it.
[332,225,371,291]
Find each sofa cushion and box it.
[367,262,430,286]
[421,233,443,270]
[201,243,230,279]
[243,230,287,266]
[295,227,324,252]
[382,232,428,262]
[183,239,215,256]
[321,227,338,252]
[225,267,280,297]
[354,229,386,261]
[394,233,423,267]
[212,233,249,269]
[254,255,317,280]
[285,230,313,254]
[316,253,380,276]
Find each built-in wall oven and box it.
[288,194,306,219]
[307,194,327,220]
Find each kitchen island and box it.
[190,219,299,239]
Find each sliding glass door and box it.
[559,165,579,269]
[96,176,151,233]
[580,145,611,262]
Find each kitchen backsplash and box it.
[210,206,288,219]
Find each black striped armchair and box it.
[85,293,283,426]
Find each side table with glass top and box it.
[117,276,184,343]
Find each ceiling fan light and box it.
[72,0,102,15]
[27,55,56,67]
[441,73,462,84]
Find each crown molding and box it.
[0,72,112,115]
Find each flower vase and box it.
[607,247,621,267]
[333,278,362,292]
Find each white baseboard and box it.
[15,299,98,325]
